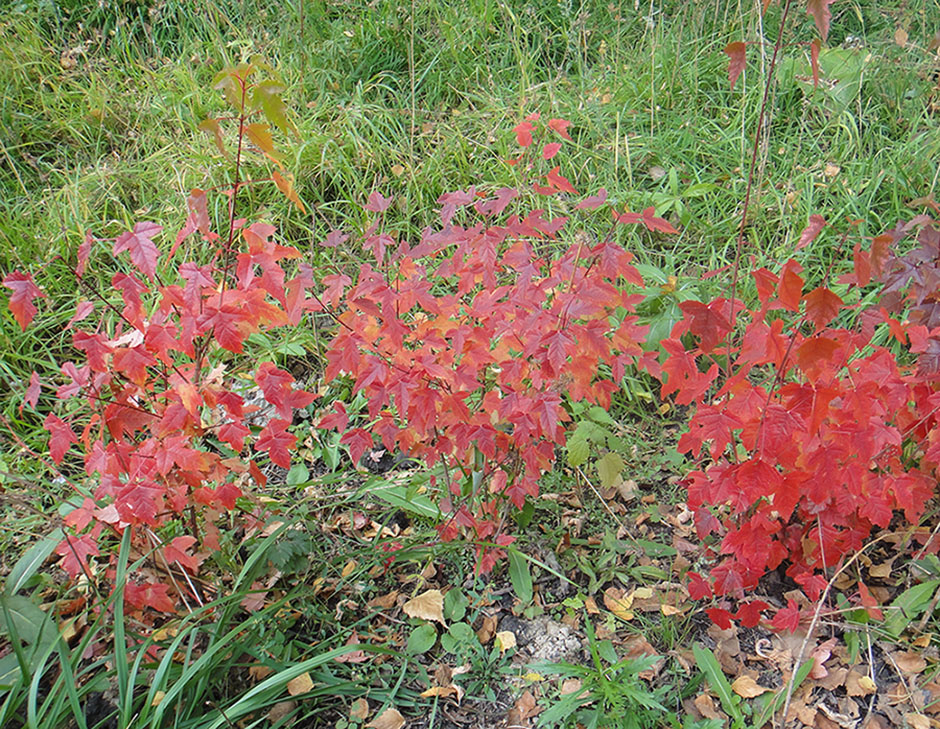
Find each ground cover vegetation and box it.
[1,0,940,727]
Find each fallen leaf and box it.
[507,690,541,725]
[367,707,405,729]
[476,614,498,644]
[893,651,927,674]
[904,714,930,729]
[420,686,460,698]
[846,670,877,697]
[809,637,837,679]
[403,589,446,625]
[286,672,314,696]
[267,700,296,724]
[560,678,583,696]
[894,27,909,47]
[693,693,723,720]
[824,163,841,178]
[496,630,517,652]
[603,587,634,621]
[351,698,370,721]
[731,675,771,698]
[249,664,274,681]
[151,691,165,707]
[368,591,399,610]
[334,630,369,664]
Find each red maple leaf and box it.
[679,300,732,354]
[735,600,769,628]
[255,419,297,469]
[56,534,99,578]
[45,414,78,464]
[513,120,535,147]
[123,581,176,613]
[687,572,713,600]
[113,222,162,279]
[803,286,843,330]
[3,271,46,330]
[769,599,802,632]
[542,142,562,160]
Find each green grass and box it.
[1,0,939,726]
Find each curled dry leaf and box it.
[367,707,405,729]
[603,587,634,621]
[476,614,498,644]
[402,589,446,625]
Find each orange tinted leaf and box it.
[272,170,307,214]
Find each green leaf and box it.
[252,79,295,136]
[406,623,437,654]
[443,589,468,622]
[884,580,940,639]
[0,652,21,689]
[508,548,533,605]
[0,595,56,648]
[5,529,62,594]
[286,463,309,486]
[447,622,476,644]
[596,452,624,489]
[692,643,743,724]
[369,477,439,519]
[566,434,590,468]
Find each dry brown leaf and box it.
[693,693,723,720]
[869,559,894,578]
[267,700,296,724]
[560,678,583,696]
[351,698,370,721]
[150,691,165,707]
[846,669,876,697]
[904,714,930,729]
[893,651,927,674]
[334,630,369,664]
[286,672,314,696]
[731,675,771,699]
[894,27,909,47]
[476,614,498,644]
[249,664,274,681]
[368,591,399,610]
[420,686,460,698]
[584,596,600,614]
[367,707,405,729]
[506,690,541,725]
[402,590,445,625]
[603,587,634,621]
